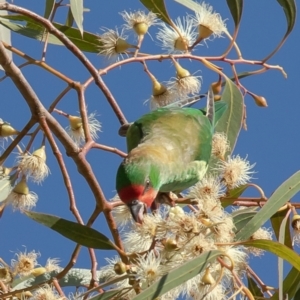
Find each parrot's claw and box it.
[118,123,133,137]
[155,192,176,207]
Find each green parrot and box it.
[116,89,227,223]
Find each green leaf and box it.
[173,0,202,12]
[293,287,300,300]
[226,0,243,28]
[221,183,249,207]
[54,22,101,52]
[242,239,300,271]
[0,173,18,203]
[277,0,296,39]
[227,184,249,198]
[65,7,74,27]
[278,208,291,300]
[216,78,244,155]
[70,0,84,36]
[44,0,55,19]
[247,276,263,297]
[25,211,116,250]
[0,1,11,72]
[235,171,300,240]
[271,267,300,299]
[133,250,222,300]
[0,18,63,45]
[0,16,101,52]
[208,78,243,173]
[271,208,292,249]
[263,0,296,61]
[232,211,257,233]
[88,290,123,300]
[140,0,174,26]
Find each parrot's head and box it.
[116,160,159,223]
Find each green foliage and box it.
[0,0,298,299]
[133,250,223,300]
[140,0,174,26]
[236,171,300,240]
[25,211,116,250]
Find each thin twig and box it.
[0,3,127,125]
[92,143,127,158]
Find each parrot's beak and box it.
[128,200,146,223]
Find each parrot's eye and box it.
[143,179,152,194]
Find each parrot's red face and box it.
[118,183,158,223]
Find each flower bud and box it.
[250,93,268,107]
[13,179,29,195]
[0,123,19,137]
[292,215,300,229]
[174,36,189,52]
[214,95,222,101]
[32,145,46,162]
[149,73,167,96]
[173,61,190,78]
[201,268,215,285]
[211,81,222,94]
[162,238,179,251]
[114,262,127,275]
[115,38,136,53]
[198,25,213,40]
[68,115,82,131]
[200,217,213,227]
[31,267,47,277]
[133,22,149,36]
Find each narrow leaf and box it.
[226,0,243,28]
[89,290,123,300]
[0,173,18,203]
[0,18,63,45]
[227,184,249,198]
[44,0,55,19]
[293,287,300,300]
[278,209,291,300]
[216,78,244,155]
[271,208,292,249]
[241,239,300,271]
[271,267,300,299]
[247,276,263,297]
[140,0,174,26]
[0,0,11,71]
[70,0,84,36]
[133,250,222,300]
[173,0,202,12]
[208,78,243,173]
[25,211,116,250]
[233,211,257,233]
[235,171,300,240]
[263,0,296,61]
[0,17,101,52]
[65,7,74,27]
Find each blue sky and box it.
[1,0,299,297]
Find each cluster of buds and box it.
[146,60,202,110]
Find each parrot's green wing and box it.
[126,101,227,153]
